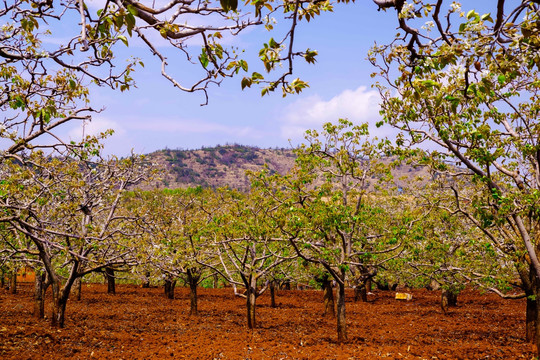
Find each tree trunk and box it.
[189,278,198,315]
[448,292,458,306]
[187,269,201,315]
[282,281,291,290]
[520,259,540,358]
[441,291,449,314]
[270,281,277,308]
[354,284,368,302]
[105,267,115,294]
[366,278,372,293]
[52,292,69,328]
[322,277,335,317]
[164,278,176,299]
[142,271,150,288]
[336,279,347,342]
[530,264,540,356]
[48,262,80,328]
[441,288,458,314]
[213,273,219,288]
[535,285,540,357]
[34,272,45,319]
[518,262,537,344]
[50,281,62,327]
[10,270,17,294]
[73,278,82,301]
[246,290,256,329]
[527,293,537,343]
[50,272,78,328]
[1,267,5,288]
[246,276,257,329]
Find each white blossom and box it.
[422,21,435,31]
[450,2,461,13]
[399,2,415,20]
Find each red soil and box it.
[0,284,535,359]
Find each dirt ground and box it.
[0,283,535,359]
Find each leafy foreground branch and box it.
[370,0,540,353]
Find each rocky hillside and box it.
[146,145,296,190]
[143,144,430,192]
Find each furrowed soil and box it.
[0,284,534,359]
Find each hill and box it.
[146,145,296,190]
[144,144,430,192]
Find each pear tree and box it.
[370,0,540,349]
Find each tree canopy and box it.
[370,0,540,348]
[2,0,327,152]
[3,0,540,353]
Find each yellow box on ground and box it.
[395,292,413,301]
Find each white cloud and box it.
[279,86,384,141]
[85,0,107,10]
[68,117,125,142]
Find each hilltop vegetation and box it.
[146,144,429,191]
[147,145,296,190]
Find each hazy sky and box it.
[55,1,495,156]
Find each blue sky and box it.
[50,0,400,156]
[56,1,495,156]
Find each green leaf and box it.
[421,80,440,88]
[252,72,264,80]
[466,10,477,20]
[268,38,279,49]
[126,4,138,16]
[199,50,209,68]
[40,109,51,123]
[220,0,238,12]
[118,35,129,46]
[480,13,493,23]
[125,13,136,36]
[113,14,123,30]
[10,95,25,110]
[214,44,224,59]
[304,49,318,64]
[241,77,252,90]
[239,60,248,72]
